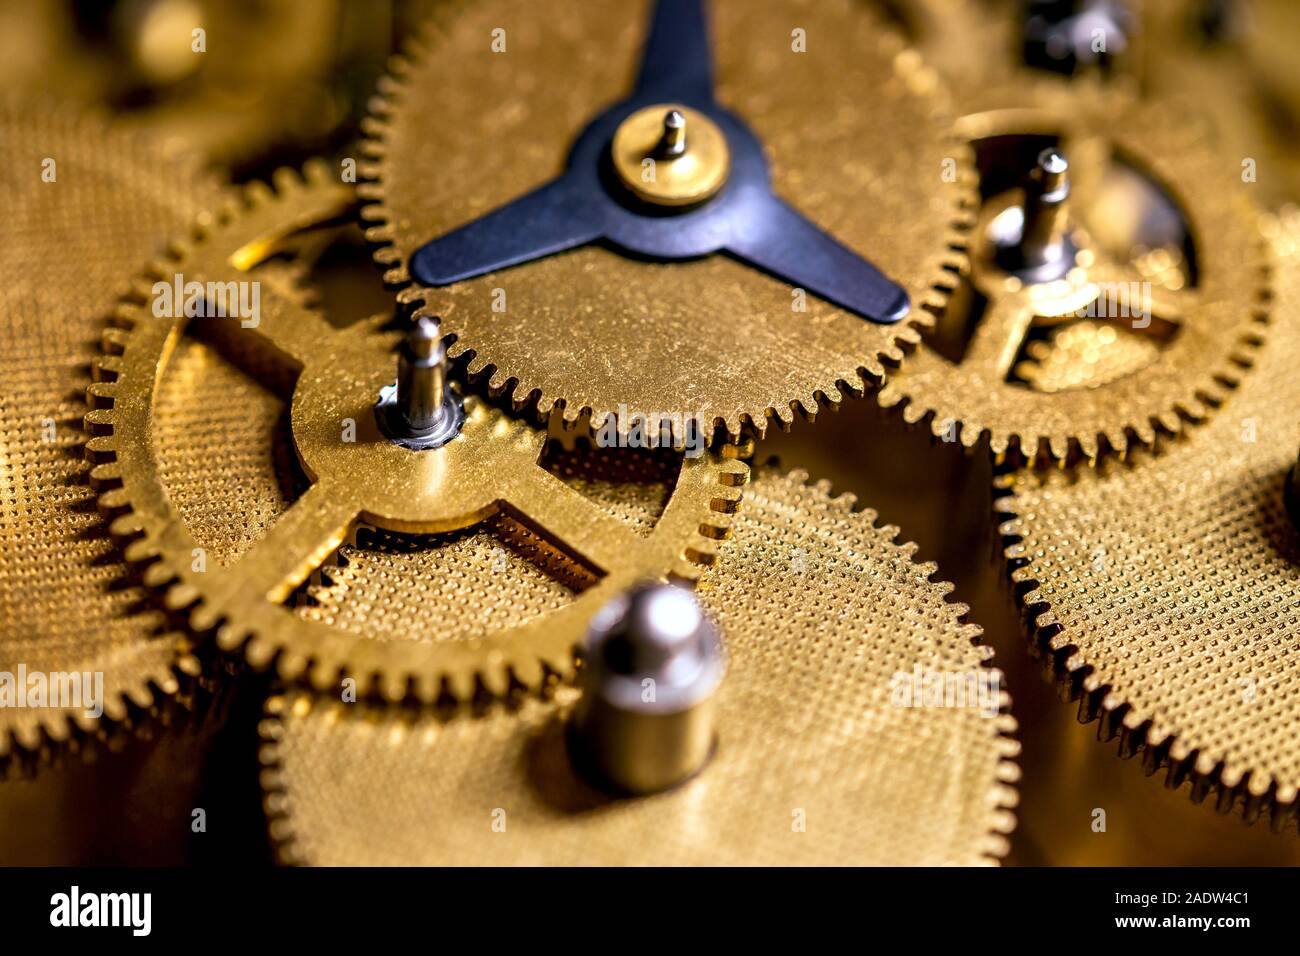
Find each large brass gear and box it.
[89,165,747,703]
[360,0,974,442]
[259,465,1019,865]
[0,99,219,763]
[997,207,1300,824]
[877,81,1270,463]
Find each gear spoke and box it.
[211,480,359,607]
[963,296,1038,381]
[409,176,603,287]
[726,194,910,324]
[633,0,714,104]
[502,467,656,577]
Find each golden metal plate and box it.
[363,0,972,440]
[0,100,220,761]
[999,209,1300,821]
[260,466,1020,865]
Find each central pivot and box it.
[611,103,731,207]
[993,147,1080,283]
[375,317,465,450]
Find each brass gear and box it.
[259,466,1019,865]
[997,207,1300,823]
[360,0,974,442]
[0,99,218,763]
[878,81,1270,463]
[89,165,747,703]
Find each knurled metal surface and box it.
[153,333,302,568]
[259,466,1020,865]
[1016,321,1160,393]
[294,446,677,643]
[0,100,221,757]
[1001,208,1300,816]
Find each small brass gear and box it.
[360,0,975,442]
[89,165,747,703]
[878,81,1270,464]
[997,207,1300,823]
[259,466,1019,865]
[0,99,218,763]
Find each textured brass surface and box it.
[259,466,1019,865]
[90,167,747,702]
[0,100,217,760]
[362,0,973,441]
[611,104,731,206]
[878,81,1269,463]
[998,209,1300,820]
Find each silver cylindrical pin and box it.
[657,109,687,158]
[397,316,446,432]
[570,582,724,795]
[1019,147,1071,270]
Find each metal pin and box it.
[397,316,446,432]
[996,146,1077,282]
[570,582,724,795]
[375,316,464,450]
[656,109,687,159]
[1021,148,1071,267]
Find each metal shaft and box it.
[656,109,687,158]
[1020,147,1071,270]
[397,317,446,432]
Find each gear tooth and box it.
[244,180,275,206]
[356,182,384,203]
[685,540,720,567]
[101,327,131,350]
[278,651,310,682]
[88,462,121,484]
[84,409,116,428]
[510,655,545,691]
[86,382,117,403]
[109,512,144,536]
[1047,433,1070,462]
[123,538,158,563]
[245,633,279,669]
[479,665,511,699]
[98,487,132,510]
[876,382,905,409]
[272,167,302,193]
[309,659,341,693]
[303,157,331,183]
[446,669,477,703]
[165,582,201,610]
[359,115,388,139]
[141,560,175,588]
